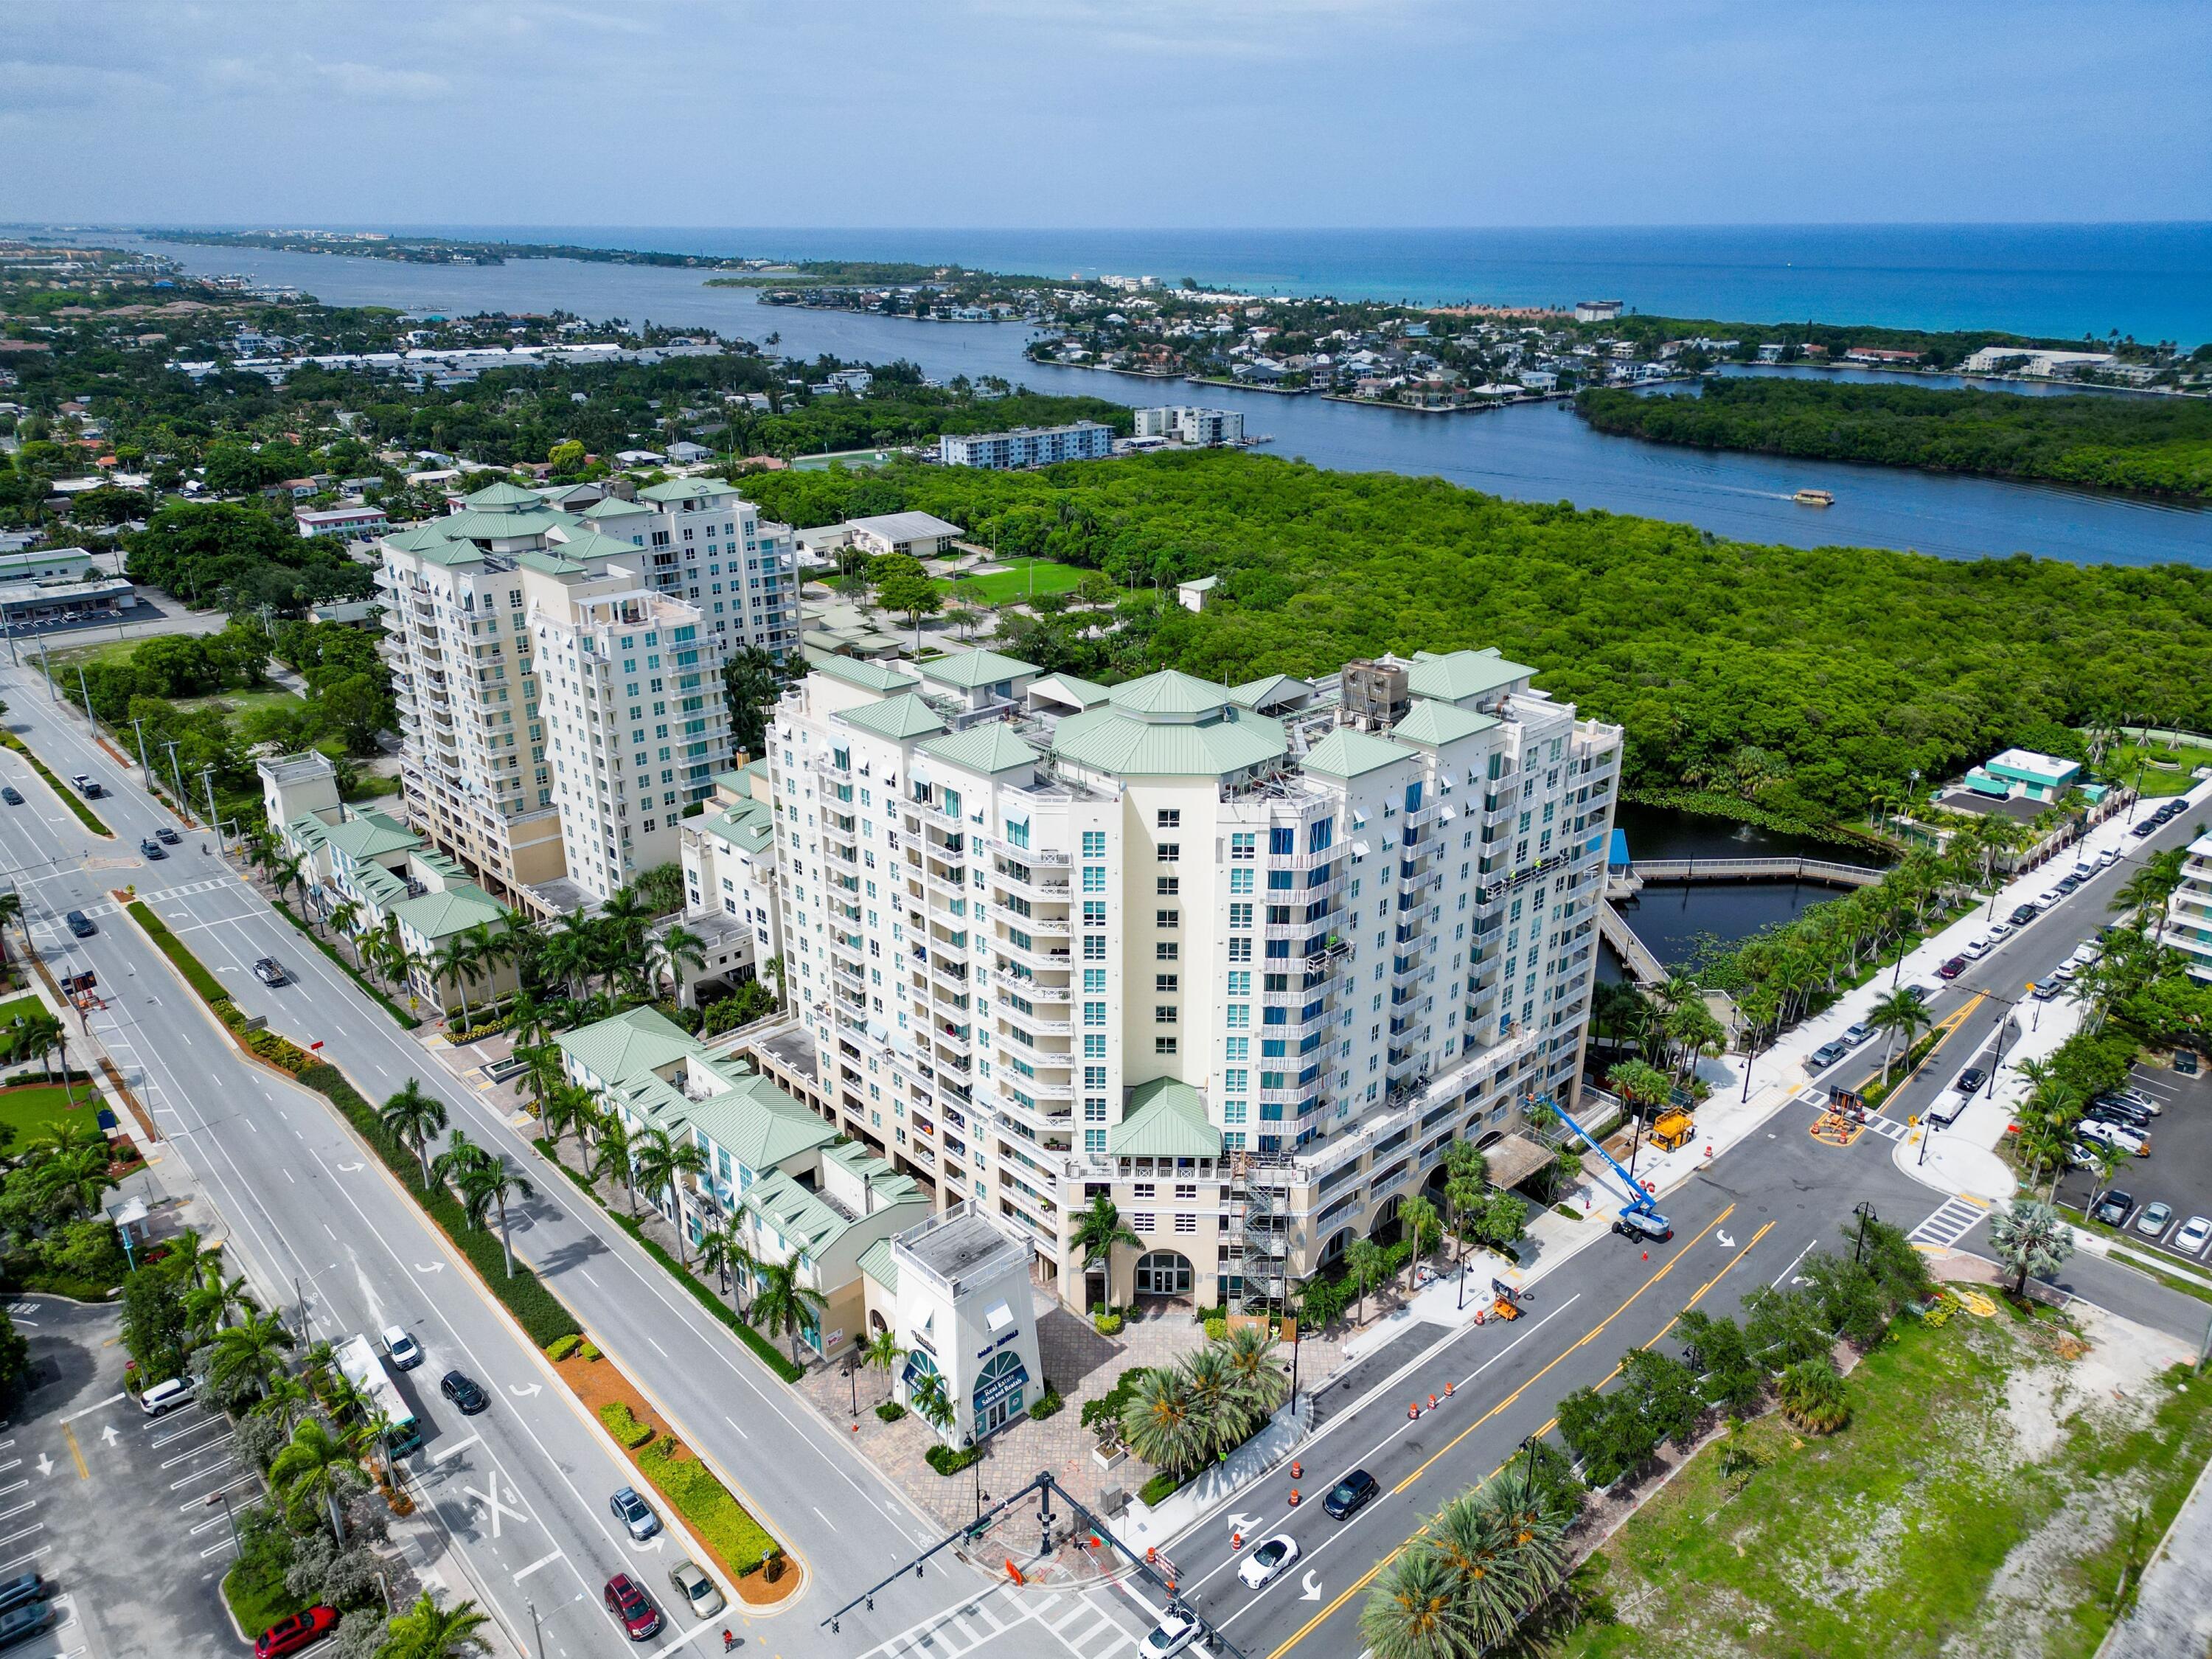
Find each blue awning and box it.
[972,1357,1029,1411]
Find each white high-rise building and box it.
[1132,406,1245,448]
[750,644,1621,1312]
[2171,832,2212,983]
[378,479,776,914]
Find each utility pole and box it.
[200,768,221,851]
[1852,1201,1877,1265]
[161,740,187,815]
[36,633,54,700]
[74,664,96,734]
[128,716,153,789]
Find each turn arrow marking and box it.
[34,1454,51,1478]
[1228,1512,1259,1535]
[413,1262,445,1274]
[1300,1570,1323,1601]
[1716,1230,1736,1248]
[336,1162,364,1173]
[507,1383,542,1399]
[99,1425,119,1448]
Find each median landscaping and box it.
[1,731,110,836]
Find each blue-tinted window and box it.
[1269,827,1295,856]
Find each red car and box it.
[605,1573,662,1641]
[257,1606,338,1658]
[1936,956,1968,980]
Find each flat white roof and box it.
[1985,748,2078,781]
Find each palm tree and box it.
[908,1367,955,1438]
[256,1371,315,1434]
[751,1259,828,1366]
[1220,1323,1290,1420]
[206,1310,296,1401]
[2081,1136,2130,1213]
[863,1327,902,1402]
[511,1039,563,1115]
[1425,1490,1540,1649]
[697,1222,757,1315]
[629,1127,709,1264]
[651,924,707,1005]
[1988,1197,2075,1296]
[1397,1194,1439,1293]
[1777,1357,1849,1434]
[0,888,20,968]
[586,1111,641,1212]
[540,912,597,1001]
[379,1079,448,1188]
[379,1593,492,1659]
[270,1415,366,1544]
[187,1271,257,1343]
[1868,987,1933,1085]
[1071,1194,1139,1310]
[1360,1545,1473,1659]
[540,1082,597,1153]
[1346,1236,1388,1326]
[9,1009,65,1082]
[434,934,480,1029]
[2113,852,2185,940]
[326,900,363,969]
[1121,1363,1206,1476]
[1441,1142,1488,1263]
[505,989,552,1051]
[268,852,307,917]
[453,1152,534,1279]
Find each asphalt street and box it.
[0,664,1003,1657]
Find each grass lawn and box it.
[949,558,1085,605]
[36,639,136,675]
[2107,741,2212,798]
[175,687,302,721]
[1557,1307,2212,1658]
[0,1085,100,1146]
[0,993,41,1028]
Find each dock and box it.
[1599,900,1669,987]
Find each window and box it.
[1155,1005,1178,1024]
[1155,974,1179,993]
[1228,902,1253,929]
[1270,826,1295,856]
[1085,1129,1107,1152]
[1082,830,1107,857]
[1157,842,1180,863]
[1226,970,1251,995]
[1155,1037,1178,1056]
[1225,1004,1250,1029]
[1082,866,1107,893]
[1156,909,1180,928]
[1084,969,1107,992]
[1131,1213,1155,1233]
[1309,819,1335,852]
[1175,1214,1197,1234]
[1084,901,1107,927]
[1230,868,1254,894]
[1228,938,1253,962]
[1224,1068,1248,1093]
[1083,934,1107,961]
[1231,832,1256,861]
[1156,876,1180,897]
[1157,809,1180,829]
[1155,942,1179,961]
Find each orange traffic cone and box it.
[1290,1461,1302,1481]
[1289,1488,1300,1506]
[1408,1401,1420,1419]
[1427,1394,1439,1411]
[1231,1531,1244,1551]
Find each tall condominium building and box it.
[2171,832,2212,983]
[1132,406,1245,447]
[378,479,774,913]
[937,422,1116,470]
[752,644,1621,1313]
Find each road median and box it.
[2,729,111,835]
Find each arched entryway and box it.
[1318,1228,1353,1268]
[971,1349,1030,1439]
[868,1309,888,1335]
[1135,1250,1194,1297]
[1369,1194,1404,1248]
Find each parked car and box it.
[1964,937,1992,959]
[252,957,287,987]
[2009,903,2040,926]
[1843,1021,1877,1047]
[2134,818,2160,838]
[155,825,180,844]
[2089,1099,2153,1129]
[610,1485,661,1541]
[68,773,102,799]
[2110,1085,2162,1114]
[2037,890,2063,909]
[439,1371,488,1414]
[1140,1609,1203,1657]
[1986,920,2013,941]
[0,1574,42,1618]
[381,1326,422,1370]
[139,1377,192,1416]
[2098,846,2122,867]
[64,910,94,937]
[603,1574,661,1641]
[1902,983,1937,1006]
[2079,1119,2149,1158]
[2056,874,2082,895]
[139,838,166,860]
[2031,981,2062,1001]
[1237,1532,1303,1589]
[1937,956,1969,981]
[1324,1469,1381,1520]
[2093,1190,2135,1226]
[667,1559,723,1621]
[255,1607,338,1658]
[2135,1201,2174,1239]
[0,788,19,807]
[1955,1068,1987,1093]
[2171,1215,2212,1255]
[1809,1038,1851,1069]
[0,1602,52,1651]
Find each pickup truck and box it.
[68,773,104,799]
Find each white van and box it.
[2078,1119,2149,1158]
[138,1377,193,1416]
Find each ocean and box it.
[335,222,2212,345]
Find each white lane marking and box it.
[513,1548,563,1582]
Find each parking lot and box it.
[4,1294,238,1659]
[2053,1061,2212,1265]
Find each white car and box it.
[1141,1608,1203,1656]
[381,1326,423,1370]
[1237,1532,1302,1589]
[2170,1215,2212,1256]
[2078,1119,2149,1158]
[2037,891,2064,910]
[1986,921,2013,941]
[1964,937,1992,959]
[2099,847,2124,868]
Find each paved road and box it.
[0,689,723,1658]
[0,665,1004,1656]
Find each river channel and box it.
[123,237,2212,569]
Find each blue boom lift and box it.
[1537,1093,1673,1240]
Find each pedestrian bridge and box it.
[1627,856,1885,888]
[1598,900,1669,986]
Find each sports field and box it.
[948,559,1084,605]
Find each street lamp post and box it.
[205,1487,241,1554]
[1852,1201,1877,1265]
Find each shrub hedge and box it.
[535,1139,804,1384]
[925,1443,985,1475]
[1138,1469,1187,1507]
[598,1401,654,1448]
[874,1401,906,1423]
[637,1438,782,1576]
[546,1335,582,1361]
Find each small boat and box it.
[1792,488,1835,507]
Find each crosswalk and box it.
[1909,1194,1991,1248]
[863,1583,1141,1659]
[1860,1114,1907,1144]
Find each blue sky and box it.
[4,0,2205,227]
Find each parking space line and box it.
[58,1392,125,1425]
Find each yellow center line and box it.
[61,1424,87,1481]
[1269,1203,1738,1658]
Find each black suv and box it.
[440,1371,490,1414]
[2008,903,2039,926]
[64,911,94,938]
[1324,1469,1380,1520]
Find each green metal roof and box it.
[809,654,919,695]
[283,813,331,853]
[558,1005,700,1089]
[320,809,420,861]
[636,477,742,505]
[839,694,947,742]
[858,1237,898,1293]
[919,723,1039,776]
[392,882,509,943]
[1301,727,1418,780]
[381,524,466,554]
[1406,649,1534,706]
[1052,706,1286,779]
[459,480,544,510]
[579,495,649,520]
[1107,1078,1221,1158]
[1106,669,1231,721]
[1392,699,1499,748]
[703,797,774,853]
[1228,673,1308,712]
[441,508,572,540]
[916,648,1038,692]
[515,549,586,577]
[1028,672,1110,710]
[545,528,641,564]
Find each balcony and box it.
[996,936,1074,974]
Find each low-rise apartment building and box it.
[938,422,1115,470]
[748,643,1621,1313]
